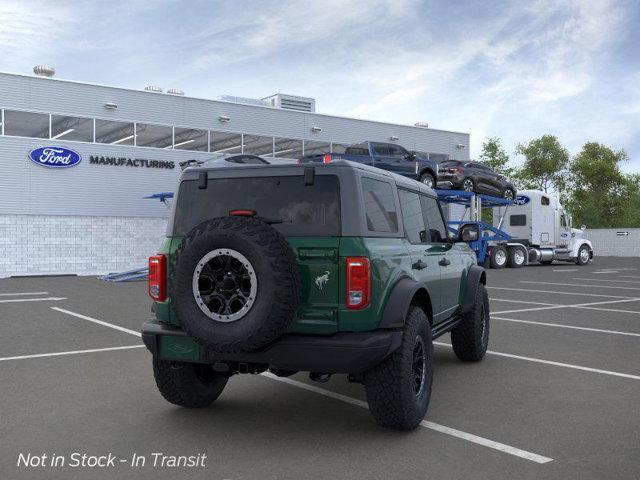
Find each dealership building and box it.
[0,68,470,277]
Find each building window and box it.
[135,123,173,148]
[361,177,398,233]
[173,127,208,151]
[210,131,242,154]
[303,140,331,156]
[95,119,135,145]
[50,114,94,142]
[243,135,274,156]
[273,137,303,159]
[3,110,50,139]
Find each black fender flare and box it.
[462,265,486,314]
[379,277,430,329]
[419,167,437,180]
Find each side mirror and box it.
[581,224,586,230]
[459,223,480,242]
[404,151,416,160]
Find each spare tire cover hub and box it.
[192,248,257,323]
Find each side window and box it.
[510,214,527,226]
[420,195,448,243]
[361,178,398,233]
[373,144,390,156]
[399,190,427,244]
[560,215,567,227]
[387,145,404,158]
[541,196,550,206]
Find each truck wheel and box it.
[489,245,507,269]
[153,359,228,408]
[364,307,433,431]
[169,216,300,353]
[451,283,490,361]
[576,245,591,265]
[507,246,526,268]
[419,172,435,189]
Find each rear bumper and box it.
[141,320,402,374]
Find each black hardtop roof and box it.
[182,159,435,195]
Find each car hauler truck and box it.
[493,189,593,266]
[437,189,593,268]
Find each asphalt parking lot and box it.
[2,257,640,480]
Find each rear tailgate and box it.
[287,237,341,334]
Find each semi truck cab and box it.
[495,189,593,265]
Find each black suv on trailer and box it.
[437,160,516,199]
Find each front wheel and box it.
[502,188,516,200]
[576,245,591,265]
[364,307,433,431]
[153,359,228,408]
[451,283,490,361]
[419,172,435,189]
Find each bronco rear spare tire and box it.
[169,217,300,353]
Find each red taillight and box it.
[148,255,166,301]
[229,209,256,217]
[322,153,332,164]
[345,257,370,310]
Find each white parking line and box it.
[0,345,145,362]
[261,372,553,464]
[0,292,49,296]
[617,275,640,279]
[492,298,640,315]
[488,286,637,299]
[434,342,640,381]
[0,297,66,304]
[552,269,578,272]
[493,316,640,337]
[574,305,640,315]
[520,281,640,291]
[573,278,640,284]
[490,299,560,306]
[51,307,142,337]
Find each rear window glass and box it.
[361,177,398,233]
[173,175,340,237]
[440,160,461,167]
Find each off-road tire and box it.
[169,217,300,353]
[489,245,507,269]
[451,283,490,361]
[419,172,435,189]
[153,359,228,408]
[364,307,433,431]
[507,246,526,268]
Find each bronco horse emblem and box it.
[315,271,330,290]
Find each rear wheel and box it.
[419,172,435,189]
[489,245,507,269]
[364,307,433,431]
[507,246,526,268]
[462,178,475,192]
[153,359,228,408]
[451,283,490,361]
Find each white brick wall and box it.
[0,214,168,277]
[583,228,640,257]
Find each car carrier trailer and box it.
[436,189,593,268]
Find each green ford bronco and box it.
[142,159,489,430]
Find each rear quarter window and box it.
[361,177,398,233]
[173,175,341,237]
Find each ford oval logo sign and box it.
[514,195,530,205]
[28,146,82,168]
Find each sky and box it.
[1,0,639,171]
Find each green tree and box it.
[619,174,640,227]
[515,135,569,193]
[566,142,628,228]
[479,137,515,177]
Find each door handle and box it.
[412,260,428,270]
[438,257,451,267]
